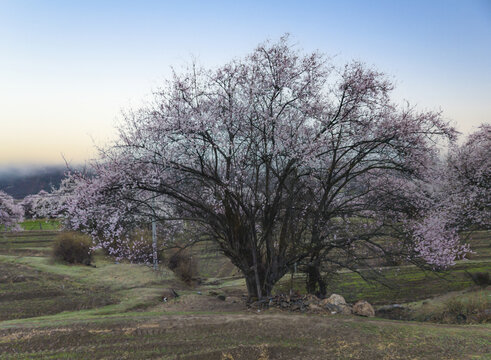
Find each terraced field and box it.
[0,225,489,359]
[1,313,490,359]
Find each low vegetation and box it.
[20,219,61,231]
[0,261,115,321]
[406,289,491,325]
[166,248,199,285]
[0,227,489,358]
[52,232,93,265]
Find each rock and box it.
[249,298,269,310]
[303,294,320,305]
[307,303,321,312]
[325,303,339,312]
[325,303,352,315]
[353,300,375,317]
[338,304,352,315]
[249,301,260,309]
[376,304,405,312]
[291,303,301,311]
[321,293,347,307]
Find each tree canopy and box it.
[65,37,472,299]
[0,190,23,231]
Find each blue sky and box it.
[1,0,490,165]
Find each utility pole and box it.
[152,197,158,271]
[152,219,158,270]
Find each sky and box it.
[1,0,490,166]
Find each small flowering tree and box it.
[396,124,488,269]
[21,190,55,219]
[66,37,470,299]
[21,177,76,223]
[443,125,490,230]
[0,191,24,231]
[64,165,184,263]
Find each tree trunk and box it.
[222,221,285,300]
[306,264,327,298]
[244,271,274,300]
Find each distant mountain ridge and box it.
[0,166,66,199]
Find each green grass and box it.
[19,219,61,231]
[0,231,55,257]
[0,229,489,359]
[274,260,491,304]
[0,230,179,324]
[0,261,116,321]
[464,230,491,260]
[0,312,489,359]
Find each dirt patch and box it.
[151,293,246,313]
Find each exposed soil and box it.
[153,293,246,313]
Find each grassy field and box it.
[0,226,489,359]
[19,219,61,231]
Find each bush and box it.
[53,232,93,265]
[381,255,404,267]
[412,290,491,325]
[467,271,490,287]
[166,248,198,285]
[439,293,491,324]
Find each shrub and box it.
[440,293,491,324]
[412,290,491,324]
[166,248,198,285]
[467,271,490,287]
[53,232,93,265]
[381,255,404,267]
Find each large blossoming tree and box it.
[65,37,469,299]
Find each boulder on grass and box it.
[353,300,375,317]
[320,293,347,307]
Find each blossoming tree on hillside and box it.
[0,191,23,231]
[65,37,471,299]
[444,125,490,230]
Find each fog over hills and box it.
[0,165,66,199]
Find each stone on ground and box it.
[353,300,375,317]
